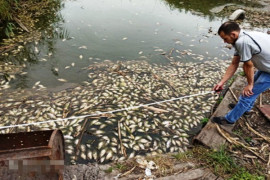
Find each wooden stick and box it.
[215,124,266,162]
[75,118,90,160]
[14,17,30,32]
[119,166,136,177]
[229,87,238,102]
[168,48,175,57]
[164,55,174,62]
[245,121,270,143]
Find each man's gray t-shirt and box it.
[233,30,270,74]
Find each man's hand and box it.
[242,84,254,97]
[214,82,224,93]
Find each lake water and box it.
[2,0,250,90]
[1,0,266,164]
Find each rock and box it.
[64,163,102,180]
[156,168,222,180]
[229,9,245,21]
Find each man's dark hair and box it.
[218,21,240,35]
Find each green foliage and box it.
[0,0,12,21]
[227,75,236,86]
[200,117,209,126]
[244,137,252,143]
[5,22,15,37]
[239,71,246,76]
[217,96,223,104]
[207,146,237,174]
[115,163,127,171]
[172,151,191,161]
[233,130,243,136]
[229,168,265,180]
[104,167,113,173]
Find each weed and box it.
[200,118,209,126]
[104,167,113,173]
[227,76,236,86]
[229,168,265,180]
[217,96,223,104]
[244,137,252,143]
[114,163,127,172]
[233,130,243,136]
[5,22,15,37]
[207,146,237,175]
[238,71,246,77]
[172,151,191,161]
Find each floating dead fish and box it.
[57,78,67,82]
[78,46,87,49]
[34,81,41,86]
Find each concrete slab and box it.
[194,76,246,149]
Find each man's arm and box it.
[242,60,254,96]
[214,56,240,91]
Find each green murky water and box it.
[1,0,258,90]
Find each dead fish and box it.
[78,46,87,49]
[57,78,67,82]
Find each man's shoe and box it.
[211,116,234,126]
[228,103,251,115]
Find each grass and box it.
[229,168,265,180]
[173,145,265,179]
[233,129,243,136]
[207,146,237,175]
[217,96,223,104]
[200,117,209,126]
[244,136,252,143]
[238,71,246,77]
[103,146,265,179]
[104,162,128,174]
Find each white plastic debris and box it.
[147,161,158,170]
[145,168,151,176]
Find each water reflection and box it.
[2,0,260,90]
[163,0,262,20]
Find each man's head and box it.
[218,21,240,44]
